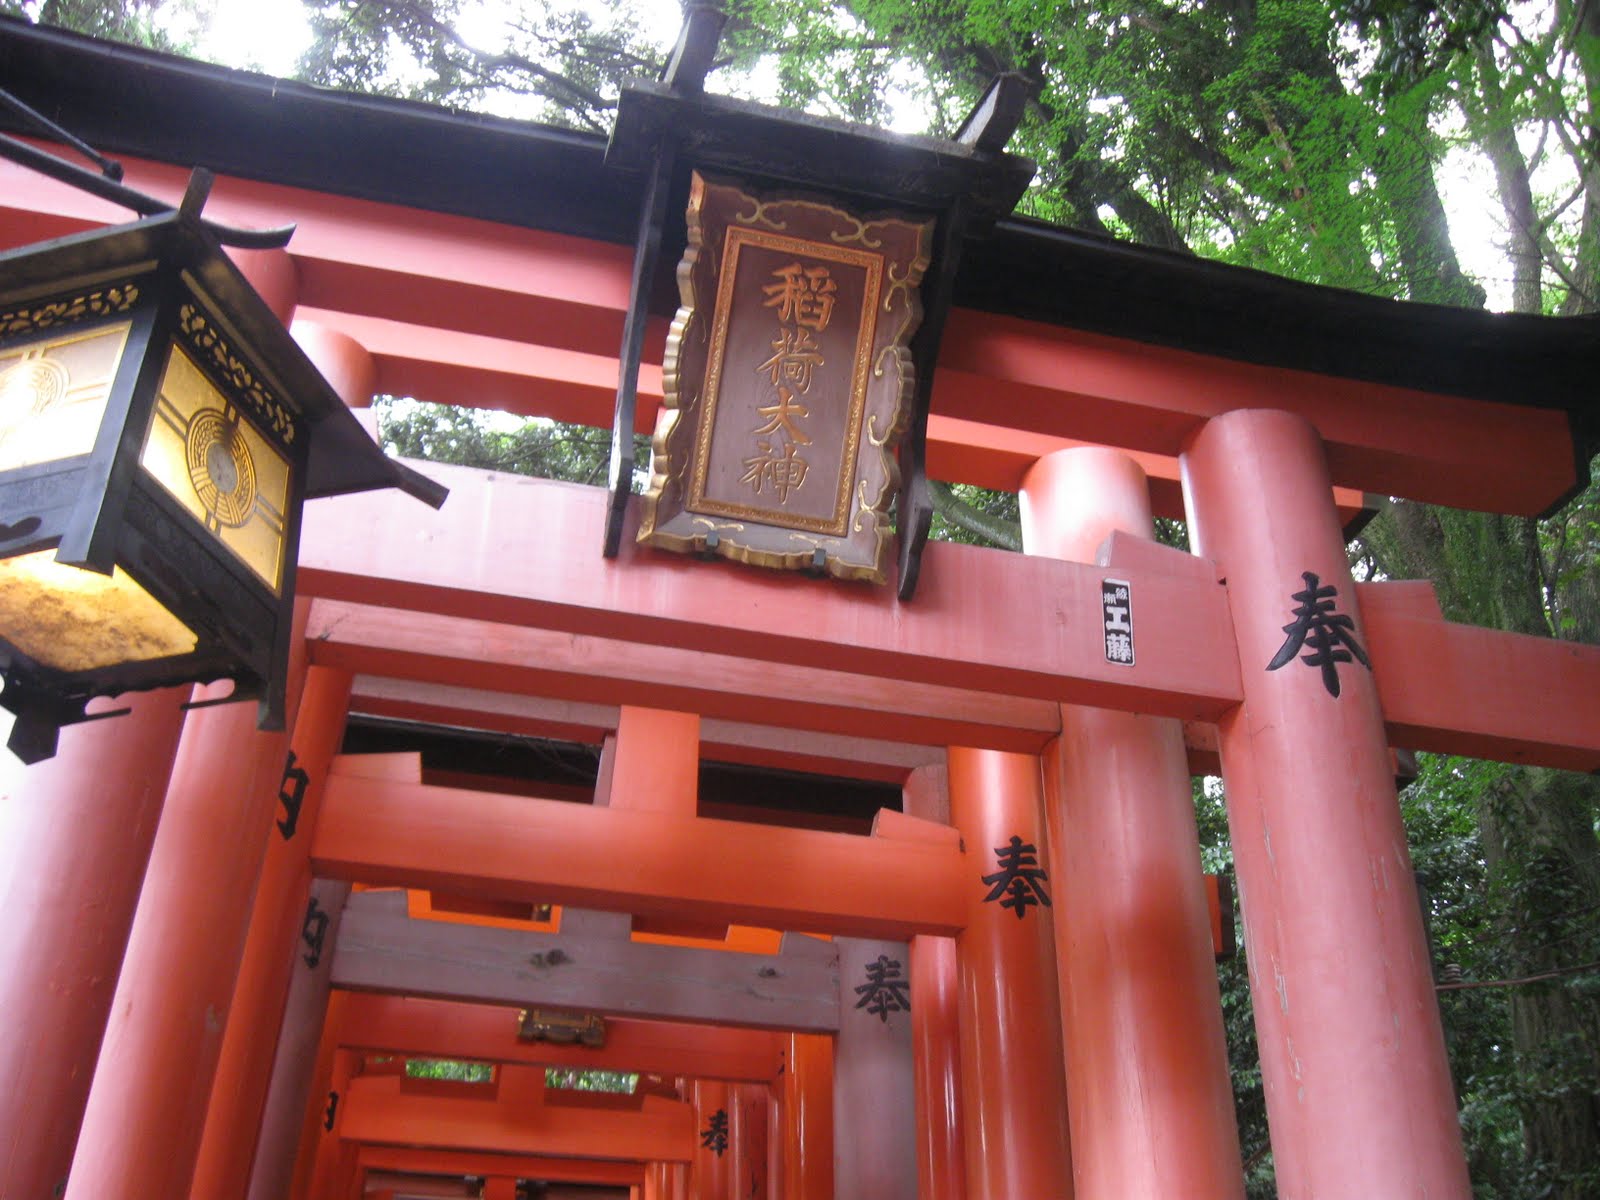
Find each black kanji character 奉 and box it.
[701,1108,729,1156]
[853,954,911,1022]
[1266,571,1371,698]
[981,835,1052,918]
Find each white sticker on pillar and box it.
[1102,578,1134,666]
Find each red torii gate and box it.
[0,17,1597,1200]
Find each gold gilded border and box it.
[639,172,933,585]
[685,225,882,537]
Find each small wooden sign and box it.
[638,172,933,583]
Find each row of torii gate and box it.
[2,17,1599,1200]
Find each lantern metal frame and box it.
[0,165,445,762]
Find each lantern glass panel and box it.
[0,549,197,670]
[139,345,291,593]
[0,323,130,472]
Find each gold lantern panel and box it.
[140,342,291,593]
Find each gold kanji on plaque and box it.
[636,172,933,584]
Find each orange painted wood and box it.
[361,1146,646,1187]
[934,307,1576,515]
[291,321,379,410]
[871,808,963,847]
[948,749,1074,1200]
[230,247,299,323]
[1024,447,1243,1200]
[629,925,783,953]
[347,676,939,783]
[1183,409,1471,1199]
[307,462,1600,769]
[193,668,355,1200]
[67,603,314,1200]
[1364,602,1600,772]
[294,307,664,431]
[246,881,351,1200]
[605,707,698,815]
[312,775,969,938]
[1,154,1579,514]
[406,887,558,932]
[291,308,1369,524]
[910,936,966,1200]
[330,752,423,782]
[299,1047,357,1200]
[311,600,1062,755]
[298,466,1244,723]
[926,415,1371,523]
[336,993,785,1081]
[339,1071,696,1162]
[0,154,638,358]
[0,688,187,1200]
[691,1081,733,1199]
[730,1083,769,1200]
[781,1033,833,1200]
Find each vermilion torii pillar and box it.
[1021,447,1243,1200]
[1181,409,1471,1198]
[0,689,187,1200]
[781,1033,833,1199]
[692,1079,733,1199]
[193,666,354,1200]
[910,935,966,1200]
[947,748,1074,1200]
[194,317,377,1200]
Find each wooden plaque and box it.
[637,173,932,583]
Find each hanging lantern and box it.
[0,179,445,763]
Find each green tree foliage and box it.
[2,0,193,50]
[545,1067,637,1094]
[403,1056,494,1081]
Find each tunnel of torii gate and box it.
[1,15,1599,1200]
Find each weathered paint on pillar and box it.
[0,688,187,1200]
[1181,409,1469,1199]
[910,935,966,1200]
[1021,447,1243,1200]
[244,878,352,1200]
[194,666,355,1200]
[834,937,917,1200]
[67,601,313,1200]
[947,747,1073,1200]
[692,1079,733,1199]
[781,1033,833,1200]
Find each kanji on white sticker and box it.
[1102,579,1134,666]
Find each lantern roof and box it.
[0,202,447,509]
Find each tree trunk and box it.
[1371,96,1487,308]
[1464,47,1542,314]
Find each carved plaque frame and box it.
[637,172,933,584]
